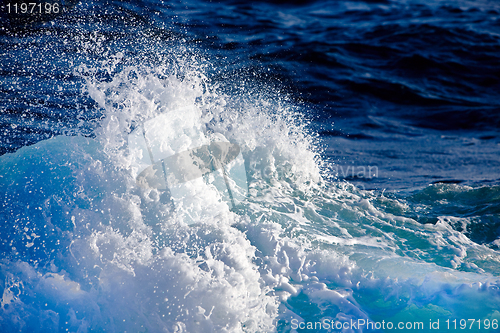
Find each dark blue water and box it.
[1,0,500,332]
[2,0,500,189]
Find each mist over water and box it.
[1,0,500,332]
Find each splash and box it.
[1,32,500,333]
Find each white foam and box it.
[1,51,500,332]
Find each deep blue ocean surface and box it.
[1,0,500,332]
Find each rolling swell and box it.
[196,0,500,130]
